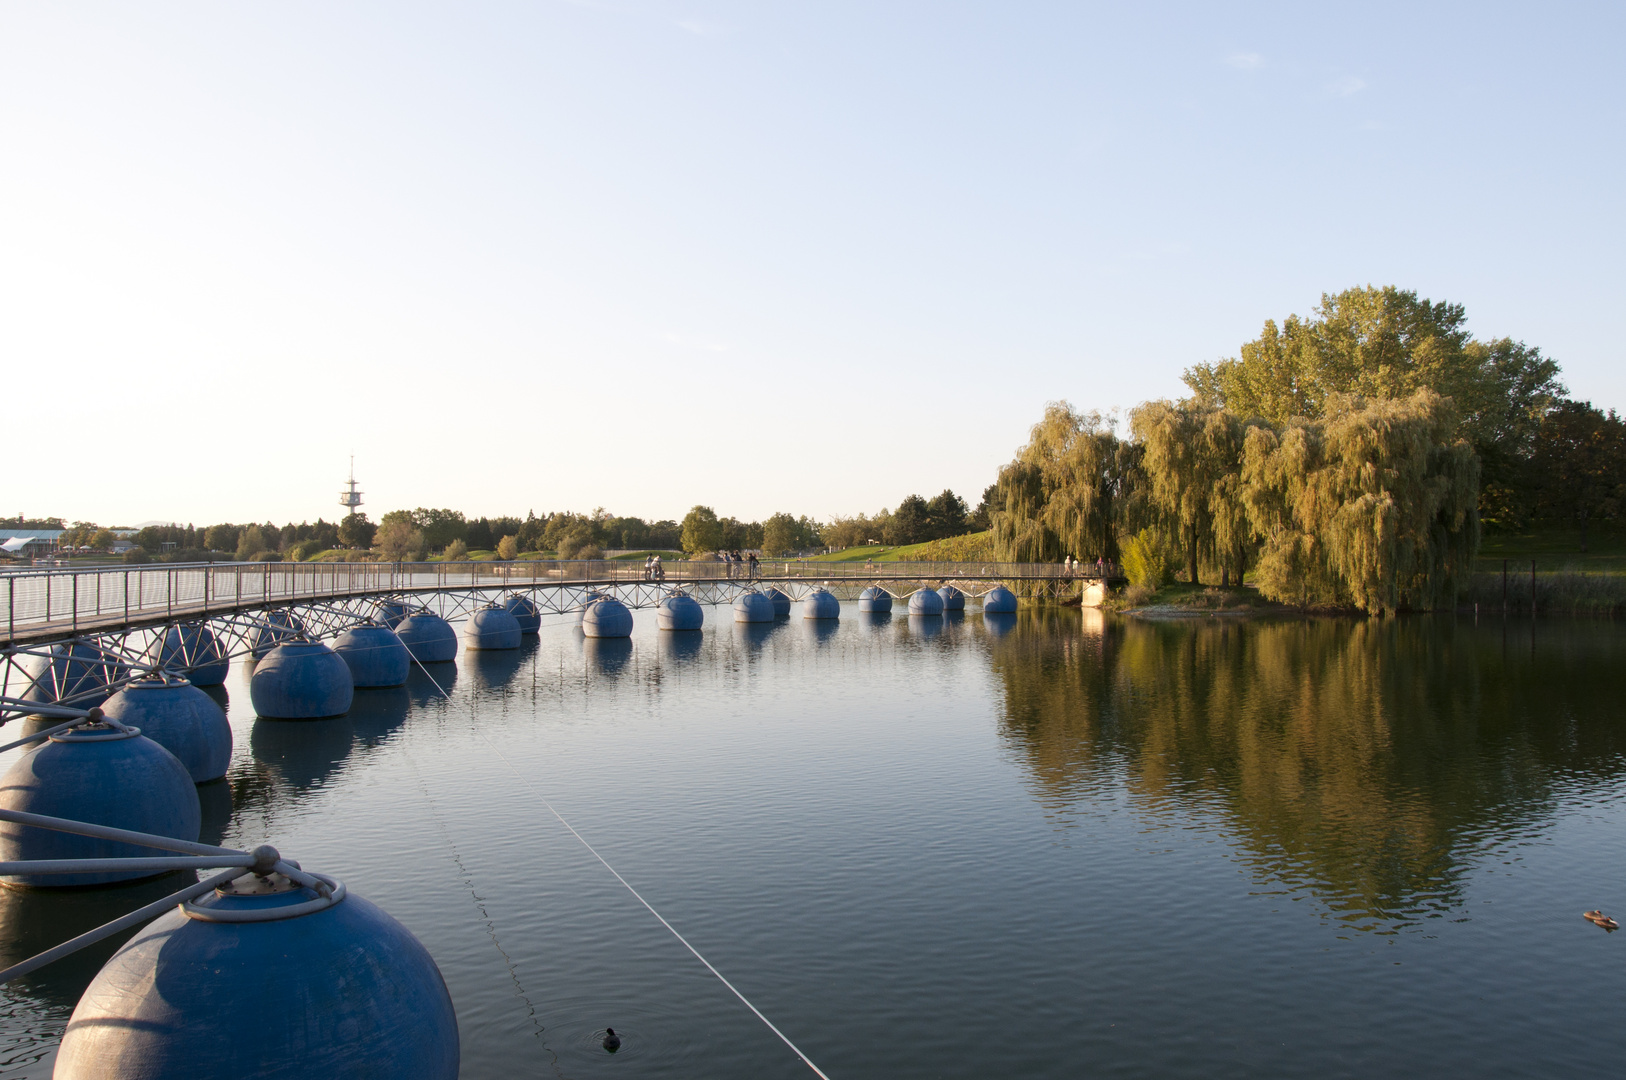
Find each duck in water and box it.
[1584,910,1619,931]
[603,1028,621,1053]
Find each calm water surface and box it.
[2,606,1625,1078]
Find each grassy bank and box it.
[811,531,995,563]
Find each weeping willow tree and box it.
[1130,402,1262,586]
[1241,390,1479,613]
[990,403,1132,562]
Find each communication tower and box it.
[340,457,363,514]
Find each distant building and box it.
[0,529,64,556]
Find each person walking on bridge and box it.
[748,552,759,580]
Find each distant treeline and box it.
[988,285,1625,613]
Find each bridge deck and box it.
[0,560,1113,647]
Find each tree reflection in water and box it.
[989,610,1626,931]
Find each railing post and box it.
[124,570,129,624]
[72,574,78,631]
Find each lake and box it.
[2,605,1625,1078]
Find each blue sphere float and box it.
[858,586,893,613]
[153,623,228,686]
[99,676,232,783]
[373,599,416,628]
[333,626,410,688]
[657,593,704,631]
[54,868,459,1079]
[501,594,542,634]
[396,613,457,663]
[250,643,354,720]
[938,585,966,611]
[249,611,305,658]
[574,591,608,624]
[0,719,201,888]
[802,589,840,620]
[763,587,792,618]
[583,598,633,639]
[982,585,1017,613]
[908,588,945,616]
[16,642,128,712]
[733,591,774,623]
[464,605,522,651]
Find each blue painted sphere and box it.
[583,598,633,638]
[250,643,354,720]
[0,725,200,887]
[16,642,128,711]
[249,611,305,658]
[154,623,228,686]
[802,589,840,620]
[464,605,522,650]
[938,585,966,611]
[333,626,410,688]
[100,677,232,783]
[502,594,542,634]
[982,585,1017,613]
[657,594,704,631]
[763,587,792,618]
[373,599,416,628]
[575,591,607,623]
[54,883,459,1079]
[395,613,457,663]
[858,587,893,613]
[733,591,774,623]
[908,588,945,616]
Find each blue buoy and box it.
[153,623,228,686]
[657,593,704,631]
[55,870,459,1079]
[250,643,353,720]
[333,625,410,688]
[802,589,840,620]
[502,594,542,634]
[938,585,965,611]
[373,599,416,628]
[583,598,633,639]
[100,676,232,783]
[249,611,304,658]
[858,586,893,613]
[464,605,521,650]
[0,719,201,887]
[908,588,944,616]
[15,642,128,712]
[733,591,774,623]
[763,587,792,618]
[982,585,1017,613]
[396,612,457,663]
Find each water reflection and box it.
[199,684,230,711]
[801,619,840,647]
[982,612,1017,639]
[468,640,535,691]
[349,685,412,748]
[656,630,704,667]
[406,663,457,705]
[583,637,634,678]
[857,611,892,634]
[197,777,234,848]
[250,716,355,791]
[732,622,777,653]
[907,615,943,640]
[989,612,1626,930]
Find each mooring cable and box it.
[406,649,834,1080]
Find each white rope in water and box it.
[408,652,834,1080]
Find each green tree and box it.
[1131,403,1259,585]
[496,535,519,560]
[235,525,266,561]
[376,518,425,561]
[411,509,467,552]
[925,490,969,540]
[680,506,723,554]
[1528,401,1626,550]
[990,403,1131,562]
[761,513,822,556]
[204,524,240,553]
[338,513,376,550]
[1241,390,1479,613]
[886,495,930,545]
[89,529,116,551]
[441,538,469,561]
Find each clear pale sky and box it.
[4,2,1620,528]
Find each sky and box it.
[3,1,1621,528]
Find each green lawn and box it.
[808,541,941,563]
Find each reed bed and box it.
[1460,568,1626,616]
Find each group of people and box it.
[642,554,666,581]
[1061,555,1115,579]
[722,550,759,579]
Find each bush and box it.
[496,535,519,561]
[1120,528,1172,588]
[248,551,282,562]
[122,548,151,565]
[557,531,600,560]
[441,539,469,562]
[284,539,322,562]
[1120,583,1155,607]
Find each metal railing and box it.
[0,558,1102,641]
